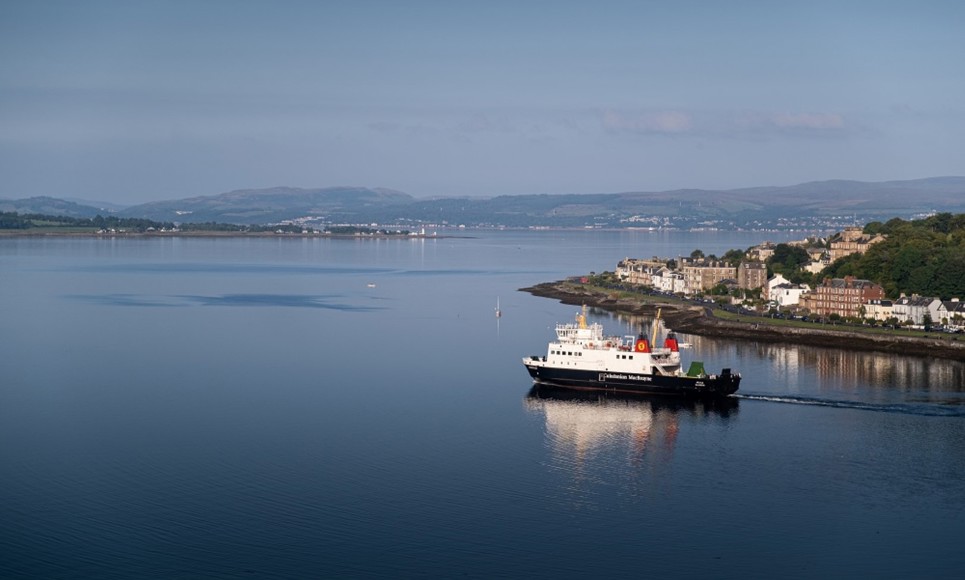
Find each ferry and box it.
[522,306,740,397]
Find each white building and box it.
[893,295,939,325]
[864,299,894,322]
[651,268,685,293]
[937,299,965,329]
[766,274,790,301]
[772,283,810,308]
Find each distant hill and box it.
[117,186,414,224]
[0,196,112,218]
[7,177,965,228]
[353,177,965,228]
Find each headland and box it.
[521,280,965,361]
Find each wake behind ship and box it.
[522,306,739,397]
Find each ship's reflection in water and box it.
[524,386,737,500]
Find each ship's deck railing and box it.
[555,322,604,341]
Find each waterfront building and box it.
[864,299,894,322]
[799,276,885,318]
[616,257,666,286]
[772,283,810,308]
[680,260,737,295]
[737,261,767,290]
[766,274,790,300]
[893,295,940,326]
[937,299,965,329]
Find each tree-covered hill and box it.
[823,213,965,299]
[0,212,309,234]
[0,212,173,232]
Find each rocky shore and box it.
[521,281,965,362]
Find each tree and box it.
[722,248,746,267]
[768,244,810,271]
[710,283,729,295]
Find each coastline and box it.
[0,230,465,239]
[521,280,965,362]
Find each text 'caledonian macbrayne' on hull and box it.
[523,306,739,397]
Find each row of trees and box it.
[0,212,177,232]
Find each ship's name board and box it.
[601,373,652,382]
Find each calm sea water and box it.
[2,231,964,579]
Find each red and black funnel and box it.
[634,335,651,353]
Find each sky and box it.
[2,0,964,205]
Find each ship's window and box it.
[629,355,633,360]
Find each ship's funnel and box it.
[665,333,679,352]
[634,335,651,353]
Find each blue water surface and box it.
[2,231,964,578]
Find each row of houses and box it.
[613,227,965,328]
[617,258,768,294]
[619,227,887,296]
[768,275,964,327]
[617,263,964,329]
[859,295,965,327]
[890,295,965,327]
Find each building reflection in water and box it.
[601,310,965,398]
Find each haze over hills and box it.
[3,177,964,229]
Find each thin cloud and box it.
[602,109,693,134]
[770,112,845,130]
[734,111,849,135]
[602,108,851,138]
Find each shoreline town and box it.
[521,280,965,362]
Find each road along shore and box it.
[521,281,965,362]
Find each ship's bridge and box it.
[555,321,604,343]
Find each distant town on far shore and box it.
[3,177,965,231]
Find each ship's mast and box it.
[651,308,662,345]
[577,304,588,329]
